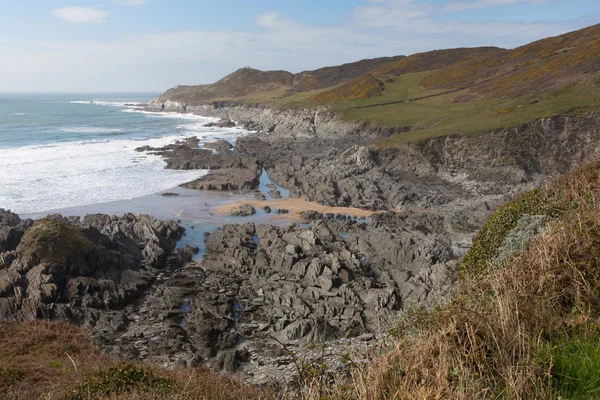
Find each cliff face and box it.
[147,98,600,200]
[146,98,405,140]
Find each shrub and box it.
[67,364,174,399]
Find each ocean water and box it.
[0,93,250,214]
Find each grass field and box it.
[327,73,600,147]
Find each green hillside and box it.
[156,24,600,146]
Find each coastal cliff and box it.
[3,23,600,399]
[145,97,600,211]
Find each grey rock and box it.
[269,189,282,199]
[254,192,267,201]
[204,140,233,153]
[230,204,257,217]
[183,168,260,191]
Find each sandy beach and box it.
[214,197,375,221]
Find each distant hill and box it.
[310,47,502,104]
[156,56,405,106]
[158,67,294,105]
[155,24,600,146]
[419,24,600,101]
[371,47,503,77]
[292,56,405,93]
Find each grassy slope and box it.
[159,56,406,106]
[364,75,600,146]
[326,25,600,146]
[154,25,600,149]
[298,160,600,400]
[420,24,600,99]
[0,321,270,400]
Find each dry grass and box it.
[296,161,600,399]
[420,24,600,100]
[309,74,384,104]
[0,321,271,400]
[6,163,600,399]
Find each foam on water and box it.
[0,96,251,214]
[70,100,136,107]
[124,108,218,121]
[0,135,209,214]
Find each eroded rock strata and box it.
[0,207,463,385]
[6,101,600,388]
[0,211,191,323]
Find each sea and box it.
[0,93,285,258]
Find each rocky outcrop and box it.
[238,137,472,211]
[204,118,236,128]
[0,213,189,323]
[89,211,459,384]
[182,168,260,191]
[0,209,32,253]
[136,140,258,171]
[268,189,282,199]
[224,114,600,212]
[136,135,261,192]
[203,139,233,152]
[144,100,386,141]
[144,99,600,210]
[229,204,256,216]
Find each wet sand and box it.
[214,197,375,220]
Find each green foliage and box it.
[67,364,174,400]
[539,335,600,399]
[461,160,600,277]
[18,219,95,264]
[371,81,600,146]
[0,367,25,388]
[459,189,553,276]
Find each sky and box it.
[0,0,598,92]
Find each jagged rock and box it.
[204,140,233,152]
[183,168,260,191]
[230,204,257,217]
[0,209,33,253]
[254,192,267,201]
[204,118,236,128]
[0,214,187,323]
[136,141,257,171]
[269,189,282,199]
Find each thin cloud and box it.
[4,0,594,92]
[114,0,147,5]
[445,0,552,13]
[51,7,110,24]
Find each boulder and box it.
[204,140,233,153]
[230,204,256,217]
[183,168,260,191]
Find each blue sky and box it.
[0,0,598,92]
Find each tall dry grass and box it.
[299,161,600,399]
[0,321,271,400]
